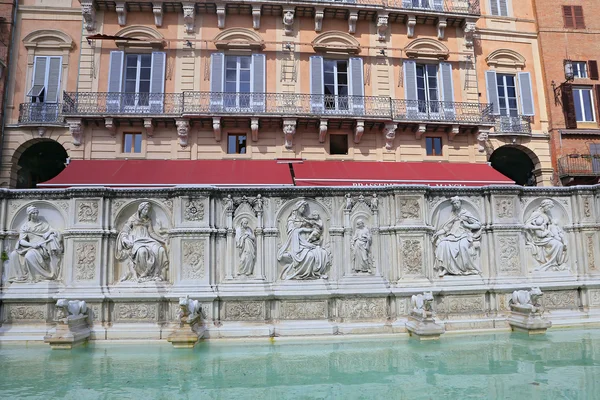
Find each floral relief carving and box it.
[74,242,96,281]
[340,298,386,319]
[77,201,99,223]
[401,239,422,275]
[56,201,69,212]
[543,291,578,309]
[7,305,46,321]
[583,197,592,218]
[163,199,174,213]
[448,296,485,313]
[224,301,264,320]
[184,199,205,221]
[495,198,514,219]
[116,303,157,320]
[89,304,101,322]
[282,301,327,320]
[587,234,596,271]
[316,197,332,213]
[589,290,600,306]
[398,198,420,220]
[182,241,205,280]
[498,236,520,274]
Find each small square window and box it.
[426,137,443,156]
[227,134,247,154]
[123,132,142,153]
[330,134,349,155]
[573,62,588,79]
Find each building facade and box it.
[533,0,600,186]
[1,0,553,188]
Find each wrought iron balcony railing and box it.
[558,154,600,178]
[392,99,494,124]
[493,115,532,135]
[18,103,64,124]
[62,92,184,116]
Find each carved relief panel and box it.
[233,203,259,279]
[495,235,522,276]
[74,199,100,226]
[339,297,387,320]
[223,301,265,321]
[281,301,328,320]
[72,240,99,282]
[180,239,206,281]
[179,196,208,226]
[399,237,424,278]
[493,196,517,223]
[395,196,421,223]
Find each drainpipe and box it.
[0,0,17,188]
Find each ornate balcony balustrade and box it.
[392,99,494,124]
[493,115,532,135]
[558,154,600,178]
[62,92,184,116]
[18,103,64,125]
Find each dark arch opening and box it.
[16,140,68,188]
[490,146,536,186]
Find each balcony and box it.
[558,154,600,179]
[62,92,184,116]
[392,99,494,125]
[18,103,64,125]
[492,115,532,136]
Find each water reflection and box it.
[0,330,599,399]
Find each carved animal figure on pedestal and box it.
[509,287,543,312]
[55,299,88,320]
[411,291,434,319]
[178,295,201,325]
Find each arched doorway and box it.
[490,146,538,186]
[14,139,68,188]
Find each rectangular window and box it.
[416,64,439,113]
[573,62,588,79]
[329,134,348,155]
[496,74,519,117]
[123,133,142,153]
[573,87,595,122]
[323,59,349,111]
[426,137,442,156]
[27,56,62,103]
[123,54,152,106]
[224,56,252,109]
[227,134,247,154]
[563,6,585,29]
[490,0,508,17]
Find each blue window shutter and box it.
[251,54,266,112]
[518,72,535,116]
[107,51,124,112]
[210,52,225,111]
[349,57,364,116]
[439,62,455,119]
[149,52,166,113]
[45,57,62,103]
[485,70,500,115]
[310,56,324,113]
[403,60,418,116]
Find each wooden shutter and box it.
[349,57,364,115]
[310,56,324,113]
[561,84,577,129]
[574,6,585,29]
[589,60,598,80]
[149,52,166,112]
[563,6,574,28]
[498,0,508,16]
[209,52,225,110]
[490,0,499,16]
[251,54,266,112]
[45,57,62,103]
[440,62,455,119]
[107,51,124,112]
[28,56,47,101]
[403,60,418,116]
[485,70,500,115]
[518,72,535,116]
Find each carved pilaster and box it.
[315,8,324,32]
[153,3,163,27]
[67,118,83,146]
[283,119,297,150]
[80,0,96,32]
[407,15,416,38]
[217,4,226,29]
[251,118,259,142]
[449,125,459,141]
[319,119,328,143]
[437,17,447,40]
[377,13,389,41]
[252,5,261,29]
[105,118,116,135]
[213,117,221,142]
[348,11,358,34]
[176,119,190,147]
[354,120,365,144]
[415,123,426,140]
[464,21,476,48]
[383,123,397,151]
[116,2,127,26]
[144,118,154,137]
[283,9,295,36]
[477,129,489,153]
[182,2,196,34]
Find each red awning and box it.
[38,160,294,188]
[292,161,514,187]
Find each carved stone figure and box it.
[432,196,482,276]
[56,299,88,320]
[235,218,256,276]
[224,194,234,213]
[525,200,568,271]
[116,202,169,282]
[283,10,294,35]
[507,287,551,334]
[277,200,331,280]
[351,219,373,273]
[45,298,91,349]
[509,287,543,313]
[177,295,202,326]
[411,291,434,320]
[344,193,353,211]
[5,206,64,283]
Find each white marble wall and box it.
[1,186,599,340]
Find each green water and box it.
[1,329,599,399]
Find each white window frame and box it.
[573,62,588,79]
[573,86,596,122]
[416,63,440,114]
[224,55,253,110]
[496,74,519,117]
[123,54,152,109]
[490,0,509,17]
[27,56,62,104]
[323,59,349,111]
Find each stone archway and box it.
[12,139,68,188]
[490,145,539,186]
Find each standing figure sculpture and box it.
[277,200,331,280]
[432,197,482,276]
[351,219,373,273]
[116,202,169,282]
[5,206,63,283]
[524,200,568,271]
[235,218,256,276]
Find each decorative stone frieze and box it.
[115,2,127,26]
[376,13,388,41]
[497,236,521,275]
[340,298,386,319]
[153,3,163,27]
[76,200,99,223]
[176,119,190,147]
[224,301,264,321]
[74,242,97,281]
[80,0,96,32]
[182,2,195,34]
[115,303,158,321]
[6,304,47,321]
[182,241,205,280]
[401,239,423,276]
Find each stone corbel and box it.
[80,0,96,32]
[464,21,476,48]
[377,13,389,42]
[437,17,447,40]
[105,117,116,135]
[251,118,259,142]
[66,119,83,146]
[213,117,222,142]
[176,119,190,147]
[37,127,46,138]
[116,2,127,26]
[216,4,226,29]
[252,5,261,29]
[354,120,365,144]
[283,119,297,150]
[315,8,324,32]
[449,125,459,141]
[476,129,489,153]
[349,11,358,34]
[144,118,154,137]
[407,15,416,38]
[182,2,196,34]
[153,3,163,27]
[415,123,427,140]
[383,123,397,151]
[283,9,295,36]
[319,119,328,143]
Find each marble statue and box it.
[177,295,201,325]
[509,287,543,313]
[277,200,331,280]
[351,219,373,273]
[235,218,256,276]
[56,299,88,320]
[344,193,353,211]
[432,196,482,276]
[411,291,434,320]
[116,202,169,282]
[5,206,64,283]
[524,200,568,271]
